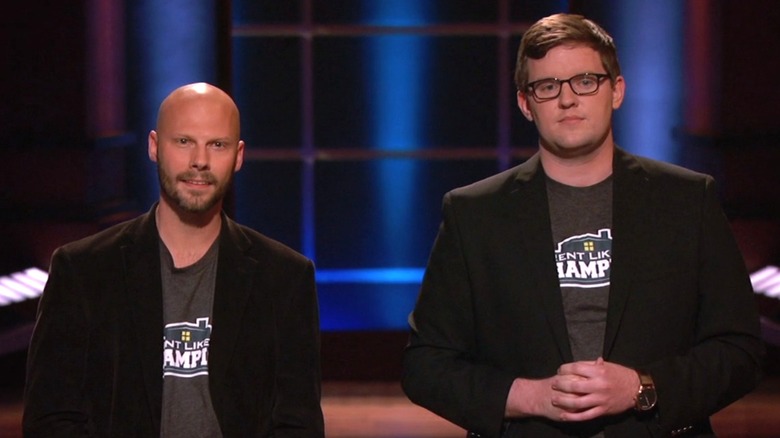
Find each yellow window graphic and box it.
[583,241,594,251]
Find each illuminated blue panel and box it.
[317,268,424,284]
[306,2,435,330]
[607,1,683,163]
[319,268,421,328]
[364,2,432,264]
[128,0,218,209]
[356,2,431,329]
[318,282,421,330]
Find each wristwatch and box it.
[634,370,657,411]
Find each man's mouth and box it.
[559,115,584,123]
[179,173,215,187]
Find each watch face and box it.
[637,387,657,410]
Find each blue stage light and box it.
[317,268,425,284]
[607,0,683,163]
[129,0,219,209]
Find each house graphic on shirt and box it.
[163,317,212,378]
[555,228,612,288]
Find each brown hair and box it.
[514,13,621,90]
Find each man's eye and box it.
[177,138,189,145]
[537,81,557,92]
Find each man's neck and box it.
[155,199,222,268]
[540,143,614,187]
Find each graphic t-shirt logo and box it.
[163,317,211,378]
[555,228,612,288]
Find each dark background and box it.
[1,0,779,387]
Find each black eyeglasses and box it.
[525,73,610,100]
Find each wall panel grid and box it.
[230,1,555,330]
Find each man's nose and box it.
[190,145,209,170]
[557,82,578,107]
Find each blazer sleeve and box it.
[23,248,92,437]
[402,192,516,437]
[272,260,325,437]
[646,176,764,433]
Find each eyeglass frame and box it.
[523,73,611,101]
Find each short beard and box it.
[157,166,230,214]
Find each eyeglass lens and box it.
[530,74,605,99]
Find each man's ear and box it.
[148,130,159,163]
[611,75,626,110]
[234,140,245,172]
[517,91,534,121]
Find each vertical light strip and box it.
[301,0,317,260]
[607,0,683,163]
[359,2,432,325]
[128,0,218,209]
[497,0,512,171]
[364,2,431,266]
[683,0,719,135]
[85,0,125,137]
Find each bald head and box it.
[156,82,241,139]
[148,82,245,216]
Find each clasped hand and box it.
[505,357,639,422]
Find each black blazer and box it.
[402,148,764,437]
[23,207,324,437]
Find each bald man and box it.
[24,83,324,437]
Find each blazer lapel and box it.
[121,209,164,428]
[603,149,651,357]
[208,217,258,388]
[512,156,573,363]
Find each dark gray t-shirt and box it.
[547,175,612,362]
[159,239,222,437]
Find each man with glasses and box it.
[403,13,763,437]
